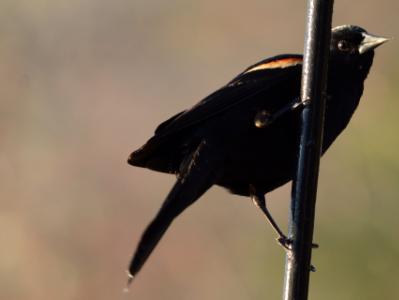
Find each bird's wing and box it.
[129,54,302,168]
[155,54,303,136]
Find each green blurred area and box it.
[0,0,398,299]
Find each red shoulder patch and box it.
[244,57,302,74]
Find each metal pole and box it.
[282,0,334,299]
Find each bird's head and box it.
[330,25,390,70]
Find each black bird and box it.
[126,25,388,281]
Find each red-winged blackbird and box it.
[126,25,388,281]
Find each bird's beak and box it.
[359,33,391,54]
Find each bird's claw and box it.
[276,236,319,251]
[276,236,293,250]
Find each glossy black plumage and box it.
[126,25,388,280]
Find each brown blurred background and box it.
[1,0,398,299]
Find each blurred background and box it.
[1,0,398,299]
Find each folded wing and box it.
[128,54,303,173]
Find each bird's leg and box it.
[249,185,292,250]
[254,97,304,128]
[249,185,319,250]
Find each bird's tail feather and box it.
[128,140,219,279]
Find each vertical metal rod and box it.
[282,0,334,299]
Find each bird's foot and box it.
[276,236,319,251]
[276,236,293,250]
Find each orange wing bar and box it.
[245,57,302,73]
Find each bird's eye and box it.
[338,40,351,52]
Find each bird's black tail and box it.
[127,140,220,280]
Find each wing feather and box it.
[129,54,303,170]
